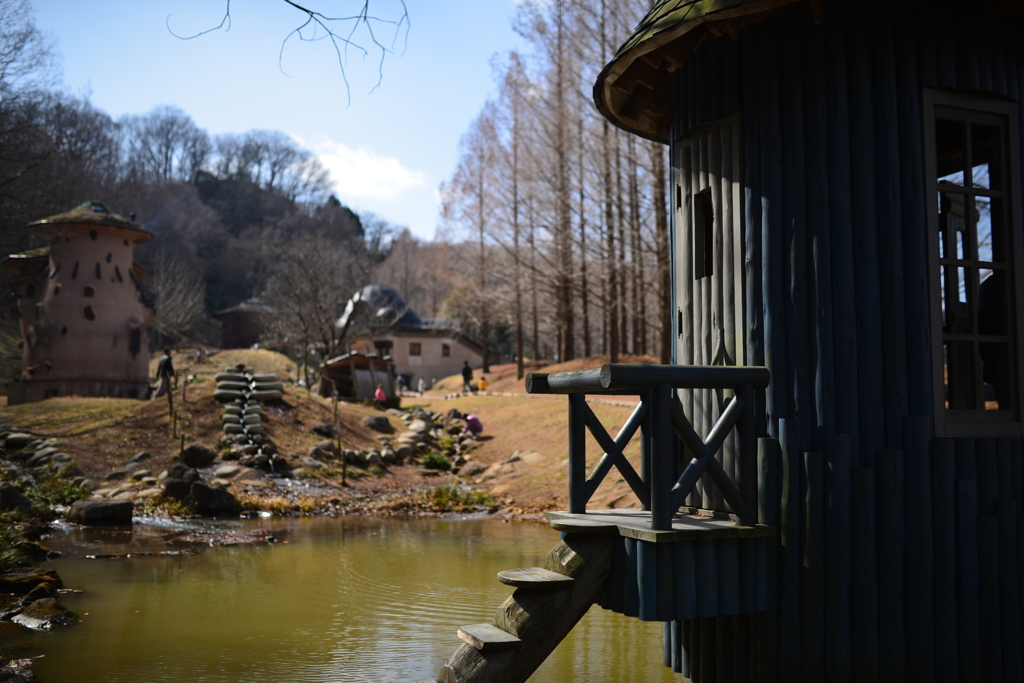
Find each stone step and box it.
[497,567,575,588]
[457,623,522,651]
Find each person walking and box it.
[417,377,426,396]
[153,349,174,398]
[461,361,473,393]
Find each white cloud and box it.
[299,135,430,202]
[291,134,439,240]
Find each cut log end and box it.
[497,567,576,588]
[457,623,523,651]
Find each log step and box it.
[497,567,575,588]
[457,623,522,651]
[548,518,619,535]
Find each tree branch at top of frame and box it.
[166,0,410,106]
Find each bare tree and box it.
[167,1,411,104]
[149,255,206,345]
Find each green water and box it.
[3,516,676,682]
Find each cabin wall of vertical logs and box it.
[665,2,1024,681]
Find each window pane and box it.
[979,341,1012,410]
[975,196,993,264]
[936,118,967,186]
[971,123,1002,190]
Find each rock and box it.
[408,419,431,434]
[166,464,200,483]
[129,470,151,481]
[453,455,467,467]
[311,421,337,438]
[128,451,151,464]
[382,448,397,463]
[162,479,193,502]
[214,465,240,479]
[234,468,263,483]
[506,453,522,463]
[0,658,37,683]
[395,445,413,462]
[0,569,62,594]
[345,450,365,465]
[301,458,323,470]
[122,461,143,473]
[308,446,326,459]
[367,452,384,466]
[136,488,163,499]
[362,416,392,433]
[20,582,56,605]
[103,470,129,482]
[141,477,158,487]
[460,461,488,478]
[386,408,405,417]
[398,431,424,443]
[67,499,133,526]
[25,448,56,467]
[50,453,71,463]
[0,483,32,513]
[11,598,74,631]
[179,444,217,468]
[71,477,96,490]
[189,482,238,516]
[3,434,34,450]
[254,454,270,467]
[317,440,337,454]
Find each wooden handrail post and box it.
[641,389,653,511]
[738,383,757,527]
[651,382,674,530]
[568,393,588,514]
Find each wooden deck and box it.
[546,509,775,542]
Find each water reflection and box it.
[3,517,675,683]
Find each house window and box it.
[409,343,422,356]
[925,90,1024,436]
[442,343,450,357]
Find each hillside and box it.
[430,354,659,395]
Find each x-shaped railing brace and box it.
[582,401,650,507]
[580,394,746,519]
[669,396,746,516]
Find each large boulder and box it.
[67,499,133,526]
[0,568,62,594]
[179,444,217,468]
[188,482,238,517]
[11,598,74,631]
[362,416,392,433]
[0,483,32,513]
[408,419,431,434]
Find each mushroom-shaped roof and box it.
[594,0,1024,143]
[336,285,422,331]
[29,201,154,243]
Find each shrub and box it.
[35,477,90,507]
[368,463,385,477]
[431,485,493,510]
[421,452,451,471]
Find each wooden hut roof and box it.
[594,0,1024,142]
[29,201,153,242]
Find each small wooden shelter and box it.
[318,352,396,402]
[592,0,1024,681]
[3,202,153,404]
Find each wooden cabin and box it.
[592,0,1024,681]
[318,352,396,402]
[3,202,153,404]
[432,1,1024,682]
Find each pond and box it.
[3,516,676,683]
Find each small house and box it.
[211,298,273,349]
[3,202,153,404]
[318,352,396,401]
[338,285,489,388]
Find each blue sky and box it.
[31,1,530,240]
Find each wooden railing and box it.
[526,364,770,530]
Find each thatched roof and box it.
[29,201,153,242]
[594,0,1024,142]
